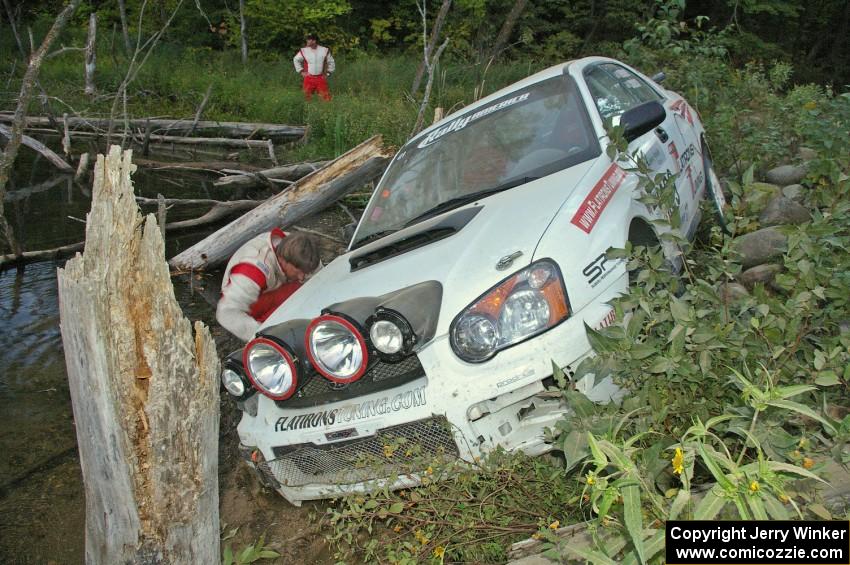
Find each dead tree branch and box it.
[0,0,82,257]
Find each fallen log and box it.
[0,124,73,172]
[0,113,307,140]
[0,240,85,268]
[4,174,68,202]
[214,160,327,189]
[57,146,219,564]
[132,157,263,173]
[164,200,260,231]
[1,197,261,269]
[169,135,392,271]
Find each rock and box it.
[798,147,817,161]
[739,264,782,289]
[782,184,805,202]
[718,282,750,304]
[732,227,788,268]
[759,196,811,226]
[766,164,807,186]
[745,182,781,213]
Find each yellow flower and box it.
[531,533,543,540]
[425,466,433,475]
[414,530,430,545]
[433,546,445,558]
[779,494,790,504]
[549,520,560,530]
[672,448,685,475]
[803,100,817,110]
[749,480,760,493]
[393,525,403,533]
[383,445,395,458]
[802,457,814,469]
[586,472,596,486]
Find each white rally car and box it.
[220,56,725,505]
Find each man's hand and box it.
[300,71,308,78]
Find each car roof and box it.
[411,56,620,144]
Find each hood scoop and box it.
[349,206,482,272]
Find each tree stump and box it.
[57,146,220,564]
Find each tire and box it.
[702,142,729,233]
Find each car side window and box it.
[585,64,661,121]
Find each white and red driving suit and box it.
[216,228,302,341]
[293,45,335,100]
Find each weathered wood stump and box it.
[57,146,220,564]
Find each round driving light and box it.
[242,338,298,400]
[306,314,368,383]
[221,368,246,397]
[452,313,499,361]
[370,320,404,354]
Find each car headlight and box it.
[306,314,369,383]
[242,337,299,400]
[450,259,570,362]
[221,367,247,397]
[365,308,417,362]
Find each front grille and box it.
[278,355,425,409]
[267,416,459,487]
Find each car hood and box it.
[262,159,597,338]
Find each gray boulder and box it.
[782,184,806,203]
[732,227,788,268]
[765,164,807,186]
[718,282,750,304]
[759,196,811,226]
[739,263,782,289]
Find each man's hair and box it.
[306,33,319,42]
[277,232,320,273]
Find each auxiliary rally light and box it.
[305,313,369,384]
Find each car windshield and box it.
[353,74,598,248]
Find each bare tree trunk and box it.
[412,38,449,136]
[485,0,528,63]
[1,0,24,56]
[170,136,392,271]
[0,0,82,257]
[84,13,97,96]
[118,0,131,53]
[57,146,220,564]
[0,125,74,171]
[239,0,248,64]
[411,0,452,94]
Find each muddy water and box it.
[0,147,335,563]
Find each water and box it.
[0,146,276,563]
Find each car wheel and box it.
[702,142,729,233]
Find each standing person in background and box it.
[293,33,335,101]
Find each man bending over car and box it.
[217,230,321,341]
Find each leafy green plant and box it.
[222,534,281,565]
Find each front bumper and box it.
[236,275,627,505]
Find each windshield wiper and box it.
[351,229,399,249]
[404,176,540,228]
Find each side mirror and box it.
[621,101,666,142]
[651,71,666,84]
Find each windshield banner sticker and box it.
[417,92,531,148]
[274,387,427,432]
[571,164,627,234]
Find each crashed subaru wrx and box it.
[220,56,725,505]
